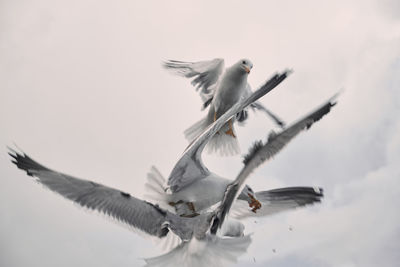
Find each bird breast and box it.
[213,70,248,114]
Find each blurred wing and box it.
[144,234,252,267]
[167,71,291,193]
[212,92,338,231]
[163,58,224,101]
[231,187,323,219]
[8,149,189,240]
[237,83,286,128]
[250,102,286,128]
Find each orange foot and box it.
[248,193,262,213]
[225,119,236,138]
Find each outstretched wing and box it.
[8,149,191,240]
[231,187,323,219]
[163,58,224,101]
[167,71,292,193]
[211,92,339,231]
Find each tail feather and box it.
[144,166,181,252]
[144,234,252,267]
[144,166,168,203]
[206,123,240,156]
[185,117,240,157]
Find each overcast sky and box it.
[1,0,399,266]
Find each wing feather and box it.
[8,150,191,240]
[163,58,224,101]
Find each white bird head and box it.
[235,59,253,74]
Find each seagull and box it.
[163,58,289,156]
[145,87,338,220]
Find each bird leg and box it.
[225,119,236,138]
[248,193,262,213]
[187,202,196,212]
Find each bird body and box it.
[167,174,229,212]
[212,61,250,118]
[145,167,256,217]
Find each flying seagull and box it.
[163,58,289,156]
[145,89,338,220]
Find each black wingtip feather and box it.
[305,99,337,130]
[257,187,324,207]
[7,147,50,175]
[8,152,17,160]
[120,192,131,198]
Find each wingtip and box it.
[8,151,17,160]
[284,68,294,76]
[6,144,24,159]
[313,187,324,196]
[329,88,344,104]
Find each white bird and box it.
[163,58,288,156]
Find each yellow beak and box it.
[245,66,251,73]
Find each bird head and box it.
[237,59,253,74]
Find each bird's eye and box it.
[242,60,246,64]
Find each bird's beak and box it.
[245,66,251,73]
